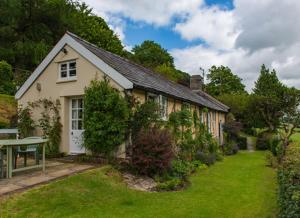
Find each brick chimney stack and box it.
[190,75,204,91]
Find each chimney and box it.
[190,75,204,91]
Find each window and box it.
[207,112,211,133]
[71,99,83,130]
[59,60,77,80]
[212,111,216,132]
[147,92,159,103]
[159,95,168,120]
[182,102,191,111]
[146,92,168,120]
[199,109,204,123]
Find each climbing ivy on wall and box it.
[18,98,62,155]
[17,106,35,138]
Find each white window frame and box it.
[159,95,168,121]
[146,92,168,121]
[207,112,211,133]
[199,109,204,124]
[71,98,84,130]
[58,60,77,81]
[146,92,159,103]
[212,111,216,133]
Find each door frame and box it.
[69,97,85,154]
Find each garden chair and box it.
[14,137,42,168]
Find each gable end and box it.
[15,33,133,99]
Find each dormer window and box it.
[59,60,76,80]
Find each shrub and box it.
[256,131,274,150]
[223,141,239,155]
[195,151,216,166]
[156,178,184,191]
[83,79,129,157]
[223,117,247,150]
[278,145,300,217]
[131,127,174,176]
[130,101,160,140]
[170,159,194,179]
[216,150,224,161]
[269,137,282,156]
[223,119,243,137]
[265,151,278,168]
[17,106,35,138]
[157,159,206,191]
[192,122,220,159]
[236,135,247,150]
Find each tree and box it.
[206,65,247,97]
[131,40,190,84]
[0,60,15,95]
[277,88,300,159]
[132,40,174,69]
[83,79,129,157]
[0,0,124,89]
[217,93,257,130]
[252,65,287,131]
[154,64,190,84]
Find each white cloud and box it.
[82,0,300,90]
[82,0,202,50]
[234,0,300,51]
[171,43,300,91]
[172,0,300,91]
[174,6,239,50]
[83,0,203,26]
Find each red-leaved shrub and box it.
[131,127,174,176]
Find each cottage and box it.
[15,32,229,156]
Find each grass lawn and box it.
[0,152,277,218]
[291,128,300,143]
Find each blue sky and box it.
[123,0,234,50]
[84,0,300,90]
[123,20,204,50]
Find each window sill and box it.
[56,78,77,83]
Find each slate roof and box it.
[67,32,229,112]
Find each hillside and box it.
[0,94,17,128]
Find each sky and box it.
[82,0,300,91]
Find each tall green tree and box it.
[252,65,285,131]
[0,60,15,95]
[217,93,257,129]
[131,40,190,84]
[0,0,124,89]
[252,64,299,132]
[253,64,284,96]
[206,65,247,97]
[278,88,300,160]
[132,40,174,69]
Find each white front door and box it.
[69,98,85,153]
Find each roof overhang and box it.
[15,33,133,99]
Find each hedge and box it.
[278,144,300,218]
